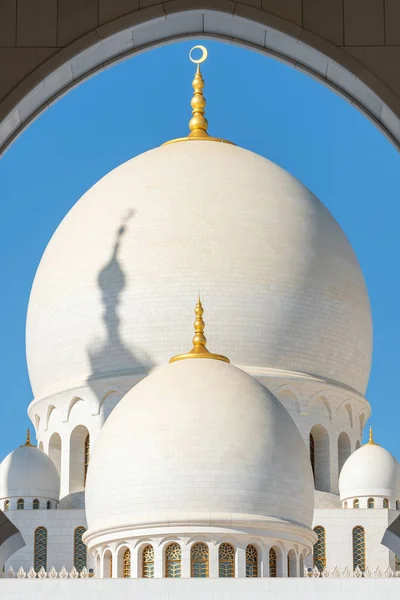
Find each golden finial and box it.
[20,428,35,448]
[170,296,230,363]
[163,46,233,146]
[367,426,376,445]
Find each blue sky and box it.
[0,39,399,459]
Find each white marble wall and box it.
[3,509,91,572]
[1,578,399,598]
[310,508,400,572]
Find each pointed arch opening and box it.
[48,432,61,476]
[69,425,89,493]
[338,432,351,475]
[368,498,374,509]
[299,554,304,577]
[245,544,258,578]
[191,542,209,577]
[34,526,47,572]
[219,543,235,578]
[310,425,330,492]
[269,546,283,577]
[383,498,389,508]
[353,499,360,508]
[17,498,24,509]
[165,543,181,578]
[4,500,9,511]
[116,546,130,578]
[352,526,366,572]
[313,526,326,572]
[287,549,297,577]
[74,526,87,572]
[33,498,40,509]
[142,544,154,578]
[103,549,112,578]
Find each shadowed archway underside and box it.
[0,1,400,153]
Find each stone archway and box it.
[0,1,399,153]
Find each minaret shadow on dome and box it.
[169,296,229,363]
[163,45,234,146]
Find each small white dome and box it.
[85,358,314,536]
[0,443,60,501]
[339,441,400,502]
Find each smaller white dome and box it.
[0,443,60,502]
[339,439,400,502]
[86,358,315,538]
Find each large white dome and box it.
[26,141,372,399]
[85,358,314,535]
[0,444,60,502]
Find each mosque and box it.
[0,45,399,590]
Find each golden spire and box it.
[367,426,376,445]
[21,428,35,448]
[170,296,229,363]
[163,45,233,146]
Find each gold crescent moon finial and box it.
[162,46,234,145]
[189,45,208,64]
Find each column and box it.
[209,542,219,578]
[130,546,138,578]
[181,543,190,578]
[154,544,163,578]
[60,430,70,498]
[236,545,246,578]
[261,545,271,577]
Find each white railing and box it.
[0,566,92,579]
[1,565,399,579]
[305,566,400,578]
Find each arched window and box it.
[299,554,304,577]
[395,555,400,572]
[352,526,366,572]
[219,543,235,578]
[4,500,9,511]
[17,498,24,510]
[313,526,326,572]
[48,432,61,475]
[287,549,296,577]
[383,498,389,508]
[103,549,112,578]
[368,498,374,509]
[338,432,351,475]
[73,526,87,572]
[84,433,90,484]
[123,548,131,578]
[47,500,52,509]
[165,543,181,578]
[309,425,330,492]
[69,425,89,493]
[245,544,258,577]
[191,542,209,577]
[33,498,40,509]
[353,499,359,509]
[269,548,277,578]
[142,544,154,578]
[344,501,348,509]
[309,433,315,480]
[397,500,400,511]
[34,526,47,572]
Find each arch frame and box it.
[1,5,400,155]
